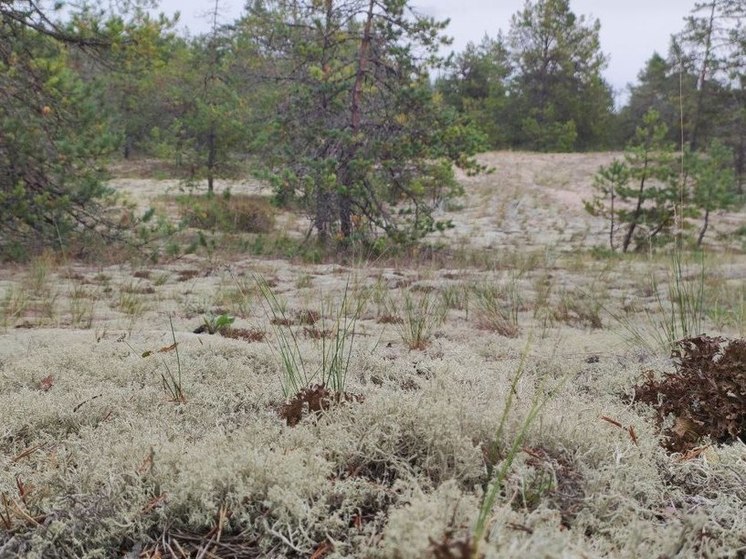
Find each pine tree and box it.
[689,140,738,245]
[436,35,511,147]
[505,0,613,151]
[617,53,694,147]
[0,2,116,257]
[243,0,485,245]
[169,20,252,194]
[0,1,179,258]
[586,110,682,252]
[673,0,746,151]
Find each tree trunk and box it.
[339,189,352,238]
[206,0,220,197]
[123,134,132,160]
[736,100,746,195]
[350,0,374,131]
[689,1,716,152]
[315,187,331,244]
[649,218,667,242]
[207,126,216,196]
[609,185,615,251]
[697,207,710,246]
[338,0,375,239]
[622,160,649,252]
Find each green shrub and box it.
[178,194,275,233]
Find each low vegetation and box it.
[177,193,275,234]
[1,150,744,557]
[1,0,745,555]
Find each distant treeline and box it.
[1,0,744,256]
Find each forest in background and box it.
[1,0,745,259]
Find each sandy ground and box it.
[107,153,616,245]
[108,152,744,252]
[439,151,617,250]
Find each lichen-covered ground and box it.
[1,152,745,558]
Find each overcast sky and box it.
[157,0,694,102]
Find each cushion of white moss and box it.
[1,329,744,558]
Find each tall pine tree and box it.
[505,0,613,151]
[243,0,485,245]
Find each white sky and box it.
[157,0,694,102]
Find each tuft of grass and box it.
[471,279,522,338]
[515,466,555,512]
[36,293,59,325]
[93,272,111,285]
[706,283,745,336]
[472,341,559,557]
[160,316,186,403]
[531,270,555,335]
[152,272,170,286]
[295,274,313,289]
[68,282,95,329]
[341,279,370,319]
[18,254,60,326]
[610,253,707,354]
[214,273,257,318]
[369,275,390,318]
[296,309,320,326]
[0,263,60,328]
[257,279,306,398]
[732,288,745,336]
[317,285,362,393]
[663,254,707,340]
[28,254,54,296]
[441,283,470,314]
[389,291,447,350]
[117,289,148,319]
[1,284,29,327]
[553,285,605,330]
[255,276,361,397]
